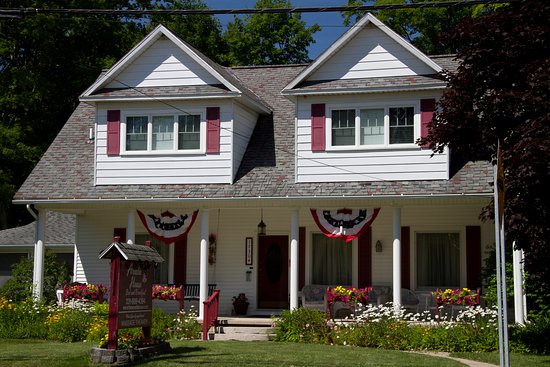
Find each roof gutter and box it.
[13,192,493,206]
[281,84,446,97]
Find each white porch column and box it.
[32,210,46,302]
[126,210,135,243]
[199,209,209,319]
[290,209,299,310]
[392,207,402,311]
[512,242,526,325]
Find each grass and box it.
[450,351,550,367]
[0,339,465,367]
[2,339,549,366]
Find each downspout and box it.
[27,204,45,302]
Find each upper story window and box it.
[327,104,418,149]
[122,112,205,154]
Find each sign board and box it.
[117,261,153,329]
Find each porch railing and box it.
[202,289,220,341]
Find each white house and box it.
[14,14,494,317]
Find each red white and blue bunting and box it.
[137,210,198,245]
[310,208,380,243]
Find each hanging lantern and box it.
[257,209,266,236]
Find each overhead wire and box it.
[0,0,520,19]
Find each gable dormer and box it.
[282,13,448,183]
[80,25,270,185]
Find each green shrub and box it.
[0,297,49,339]
[273,307,330,343]
[165,307,202,340]
[0,251,71,303]
[47,306,92,342]
[510,313,550,354]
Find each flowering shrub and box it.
[166,306,201,340]
[433,288,480,306]
[98,331,161,350]
[326,286,368,306]
[63,283,106,302]
[152,285,181,300]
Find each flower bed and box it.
[62,283,106,302]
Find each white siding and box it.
[232,103,259,179]
[95,101,233,185]
[70,201,492,315]
[106,39,219,88]
[296,93,448,183]
[309,25,434,81]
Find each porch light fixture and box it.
[375,240,383,252]
[257,209,266,236]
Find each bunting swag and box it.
[137,210,198,245]
[310,208,380,243]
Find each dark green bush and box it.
[510,314,550,354]
[273,307,330,343]
[0,251,71,303]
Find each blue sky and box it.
[203,1,352,59]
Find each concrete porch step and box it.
[204,316,277,341]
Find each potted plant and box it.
[232,293,249,315]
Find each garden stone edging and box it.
[91,342,171,365]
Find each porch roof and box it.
[13,58,492,205]
[0,212,75,246]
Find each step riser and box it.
[217,326,273,334]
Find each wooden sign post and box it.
[99,237,164,350]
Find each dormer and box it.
[282,13,449,183]
[80,25,270,185]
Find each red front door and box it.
[258,235,289,309]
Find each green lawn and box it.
[1,339,549,367]
[450,351,550,367]
[0,339,464,367]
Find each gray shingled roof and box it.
[0,212,75,246]
[99,241,164,263]
[91,84,232,98]
[14,57,491,203]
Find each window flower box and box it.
[63,283,106,302]
[152,285,182,301]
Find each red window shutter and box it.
[420,99,435,149]
[311,104,326,151]
[358,227,372,288]
[299,227,306,291]
[206,107,220,153]
[113,227,126,242]
[466,226,482,290]
[401,226,410,289]
[174,237,188,286]
[107,110,121,156]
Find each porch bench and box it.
[182,283,217,301]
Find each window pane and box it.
[417,233,460,288]
[311,233,352,285]
[152,116,174,150]
[135,234,169,284]
[126,116,148,151]
[0,253,27,276]
[331,109,355,146]
[389,107,414,144]
[360,108,385,145]
[178,115,201,150]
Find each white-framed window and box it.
[327,103,418,149]
[311,233,352,285]
[416,232,460,288]
[122,111,205,154]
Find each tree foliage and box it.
[0,0,148,228]
[420,0,550,312]
[222,0,320,66]
[343,0,498,55]
[149,0,228,64]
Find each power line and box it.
[0,0,519,19]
